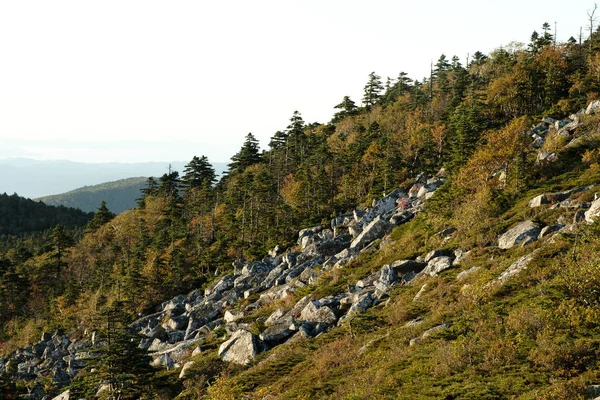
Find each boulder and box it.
[205,274,238,298]
[586,99,600,115]
[536,150,558,164]
[179,360,195,379]
[259,320,296,343]
[360,191,403,226]
[453,249,470,266]
[350,216,393,249]
[224,310,244,323]
[409,323,451,346]
[299,301,337,324]
[422,256,453,276]
[152,353,175,369]
[498,220,540,249]
[164,316,189,331]
[529,194,550,208]
[218,330,261,365]
[347,291,375,314]
[184,302,222,340]
[495,251,539,285]
[52,390,71,400]
[375,264,397,291]
[538,224,564,239]
[585,198,600,223]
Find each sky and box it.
[0,0,595,164]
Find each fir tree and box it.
[363,72,384,110]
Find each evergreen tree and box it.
[228,133,262,174]
[332,96,358,121]
[447,101,487,170]
[85,201,116,233]
[49,224,73,279]
[182,155,216,190]
[363,72,384,109]
[75,301,155,399]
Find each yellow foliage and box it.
[280,173,303,210]
[457,117,529,192]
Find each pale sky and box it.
[0,0,593,163]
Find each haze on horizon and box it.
[0,0,593,164]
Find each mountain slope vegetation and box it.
[37,177,149,214]
[3,20,600,400]
[0,192,92,236]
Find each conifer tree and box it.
[363,72,384,109]
[85,201,116,233]
[228,133,261,174]
[182,155,216,190]
[332,96,358,121]
[75,301,155,399]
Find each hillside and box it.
[0,192,92,236]
[3,21,600,400]
[37,177,149,214]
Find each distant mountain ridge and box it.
[0,158,228,199]
[37,177,149,214]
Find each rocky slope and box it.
[6,105,600,399]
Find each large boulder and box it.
[152,353,175,369]
[422,256,454,277]
[184,302,222,340]
[218,330,261,365]
[298,301,337,324]
[529,194,550,208]
[350,216,393,249]
[373,264,398,292]
[259,319,296,343]
[498,220,540,249]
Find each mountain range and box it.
[0,158,228,199]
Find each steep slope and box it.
[37,177,148,214]
[7,104,600,398]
